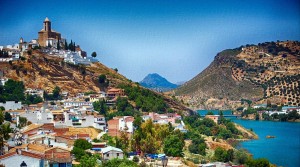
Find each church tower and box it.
[38,17,61,47]
[19,37,23,51]
[44,17,51,32]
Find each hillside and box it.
[140,73,178,92]
[0,50,191,114]
[175,41,300,109]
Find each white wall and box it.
[0,101,22,110]
[0,154,41,167]
[102,150,123,160]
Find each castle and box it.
[38,17,62,47]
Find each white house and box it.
[63,101,93,108]
[93,115,106,131]
[100,146,123,160]
[0,150,43,167]
[0,101,22,110]
[25,88,44,98]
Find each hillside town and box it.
[0,17,96,65]
[0,18,192,167]
[1,17,299,167]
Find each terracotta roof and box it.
[21,150,43,159]
[27,143,49,153]
[0,152,16,160]
[1,150,43,160]
[22,124,43,133]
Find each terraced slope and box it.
[175,41,300,108]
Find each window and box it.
[106,154,109,157]
[117,153,119,157]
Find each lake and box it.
[197,110,300,167]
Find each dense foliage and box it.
[163,134,184,157]
[0,79,25,102]
[214,147,234,162]
[24,94,43,105]
[118,84,168,113]
[0,109,12,155]
[131,119,184,156]
[4,112,12,122]
[93,99,108,115]
[213,147,270,166]
[100,158,138,167]
[184,114,241,140]
[71,139,93,160]
[44,86,62,100]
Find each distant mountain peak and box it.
[140,73,178,92]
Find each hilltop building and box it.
[38,17,62,47]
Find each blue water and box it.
[197,110,232,116]
[232,119,300,167]
[197,110,300,167]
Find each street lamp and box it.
[20,161,27,167]
[161,157,168,167]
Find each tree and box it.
[93,99,108,115]
[0,79,25,102]
[72,139,93,161]
[19,117,27,128]
[52,86,61,100]
[69,40,73,51]
[116,97,131,112]
[226,149,234,162]
[74,139,92,150]
[246,158,270,167]
[234,149,249,164]
[4,112,12,122]
[91,52,97,58]
[98,74,106,84]
[78,154,99,167]
[57,39,60,50]
[101,158,138,167]
[24,94,43,105]
[133,115,142,128]
[64,40,68,50]
[71,147,87,160]
[163,134,184,157]
[214,147,227,162]
[0,111,12,155]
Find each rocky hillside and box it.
[0,50,191,114]
[0,50,126,94]
[175,41,300,109]
[140,73,178,92]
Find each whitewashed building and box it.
[0,101,22,110]
[100,146,123,160]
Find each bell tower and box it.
[43,17,51,32]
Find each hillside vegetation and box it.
[0,50,190,114]
[175,41,300,109]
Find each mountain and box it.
[140,73,178,92]
[175,41,300,109]
[0,50,191,114]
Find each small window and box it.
[117,153,119,156]
[106,154,109,157]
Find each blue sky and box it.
[0,0,299,83]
